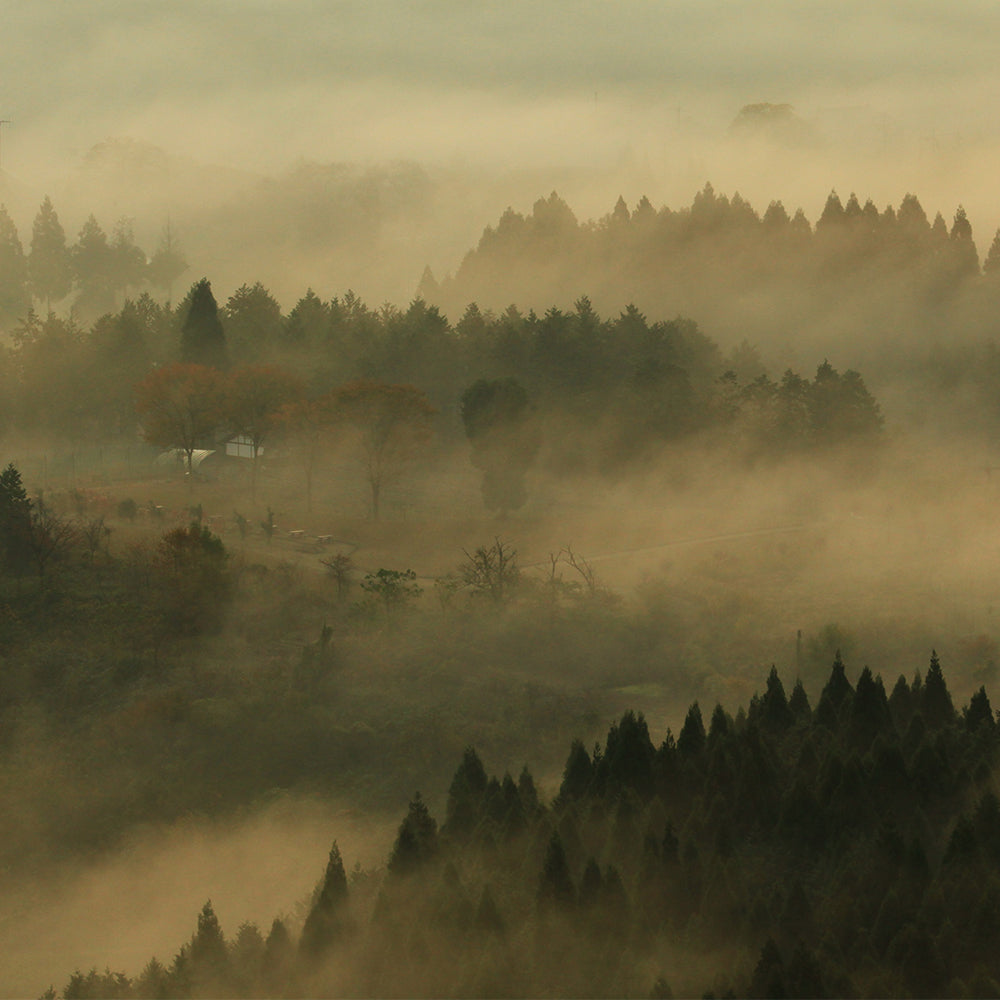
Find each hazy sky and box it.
[6,1,1000,275]
[5,2,1000,171]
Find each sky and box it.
[5,1,1000,290]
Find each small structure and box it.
[154,449,217,474]
[226,435,258,460]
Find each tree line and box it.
[0,273,884,516]
[47,654,1000,998]
[0,197,187,327]
[423,186,1000,359]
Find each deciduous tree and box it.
[223,364,303,498]
[135,363,225,479]
[335,380,435,519]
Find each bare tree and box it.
[320,552,354,602]
[82,514,111,563]
[461,537,519,603]
[25,497,79,577]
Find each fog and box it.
[5,3,1000,306]
[5,3,1000,996]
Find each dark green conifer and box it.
[815,651,853,728]
[557,739,593,802]
[180,277,228,368]
[388,792,439,877]
[922,651,955,728]
[965,686,996,731]
[0,461,31,574]
[445,746,489,837]
[188,900,229,992]
[788,678,811,720]
[708,703,731,743]
[518,764,541,817]
[299,840,351,961]
[848,666,892,749]
[760,666,794,732]
[677,702,706,757]
[537,831,575,909]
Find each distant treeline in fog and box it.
[49,655,1000,998]
[426,186,1000,361]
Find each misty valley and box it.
[5,181,1000,998]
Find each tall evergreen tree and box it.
[922,650,955,728]
[0,461,31,575]
[0,204,29,329]
[445,746,489,837]
[299,840,351,962]
[388,792,439,876]
[537,831,575,909]
[28,196,71,309]
[71,214,115,319]
[180,278,228,368]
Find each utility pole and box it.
[0,120,10,171]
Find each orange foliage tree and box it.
[223,365,304,498]
[134,363,225,479]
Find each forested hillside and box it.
[428,187,1000,366]
[47,656,1000,999]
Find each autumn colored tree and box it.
[134,363,225,479]
[334,380,436,519]
[223,364,304,498]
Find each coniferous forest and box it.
[45,655,1000,998]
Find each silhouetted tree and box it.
[180,278,228,369]
[28,196,71,309]
[299,840,351,962]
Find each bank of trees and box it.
[0,197,187,331]
[0,267,886,513]
[49,653,1000,998]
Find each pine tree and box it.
[180,278,228,368]
[557,739,593,802]
[677,702,706,757]
[28,196,71,309]
[965,686,995,731]
[760,666,794,732]
[537,831,575,909]
[445,746,489,836]
[0,204,29,328]
[388,792,439,876]
[816,651,853,727]
[71,214,115,319]
[188,900,229,991]
[788,678,811,720]
[982,229,1000,277]
[923,650,955,728]
[0,461,32,575]
[299,840,351,962]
